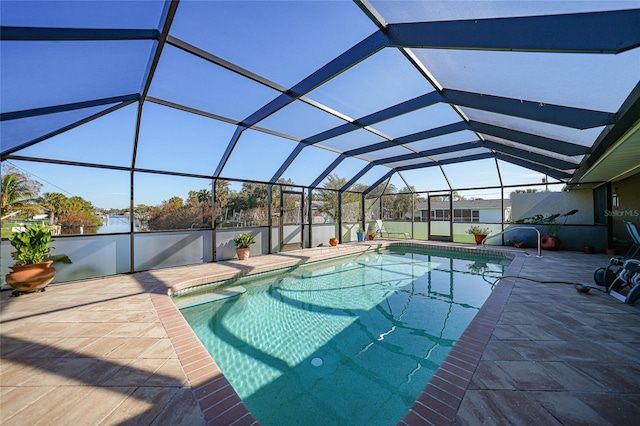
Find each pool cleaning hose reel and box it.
[594,258,640,305]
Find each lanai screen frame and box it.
[1,1,638,275]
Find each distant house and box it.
[415,199,511,223]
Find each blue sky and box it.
[3,1,633,209]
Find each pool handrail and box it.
[481,226,542,258]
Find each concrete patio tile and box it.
[108,322,168,338]
[1,385,111,426]
[0,336,69,358]
[104,338,163,359]
[0,386,55,422]
[55,386,137,425]
[137,338,179,359]
[468,361,517,390]
[99,386,183,425]
[480,338,526,361]
[596,324,640,342]
[3,322,71,337]
[533,392,611,425]
[571,361,640,393]
[453,390,561,426]
[505,339,562,361]
[511,324,564,341]
[604,341,640,363]
[577,392,640,425]
[535,361,605,392]
[536,340,622,363]
[491,324,530,340]
[101,357,168,386]
[492,360,565,390]
[144,358,189,386]
[74,323,127,338]
[76,337,128,357]
[149,387,205,425]
[20,357,107,386]
[0,359,41,386]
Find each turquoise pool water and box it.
[176,247,509,425]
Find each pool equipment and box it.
[597,258,640,305]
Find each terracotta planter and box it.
[236,248,251,260]
[368,234,375,240]
[5,261,56,294]
[541,236,562,251]
[329,238,338,246]
[583,245,594,254]
[474,234,487,245]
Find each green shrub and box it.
[233,233,256,248]
[9,223,53,265]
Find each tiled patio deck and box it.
[1,241,638,425]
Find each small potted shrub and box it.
[5,223,71,296]
[466,225,490,245]
[233,233,256,260]
[356,225,365,242]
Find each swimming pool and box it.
[175,246,510,425]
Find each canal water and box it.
[96,215,140,234]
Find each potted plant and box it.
[5,223,71,296]
[515,209,578,250]
[356,225,365,242]
[233,233,256,260]
[466,225,490,245]
[367,223,376,240]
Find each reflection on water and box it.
[95,215,146,234]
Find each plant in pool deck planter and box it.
[233,233,256,260]
[356,225,365,242]
[5,222,72,296]
[515,209,578,250]
[466,225,491,245]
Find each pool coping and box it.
[154,241,524,425]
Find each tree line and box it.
[1,164,100,234]
[2,163,440,234]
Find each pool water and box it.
[176,247,509,425]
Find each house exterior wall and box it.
[610,175,640,249]
[509,189,609,251]
[510,190,594,225]
[478,208,502,223]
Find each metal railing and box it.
[482,226,542,257]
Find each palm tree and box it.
[196,189,211,226]
[1,173,40,218]
[39,192,69,224]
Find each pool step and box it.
[173,285,247,309]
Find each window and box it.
[453,209,480,223]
